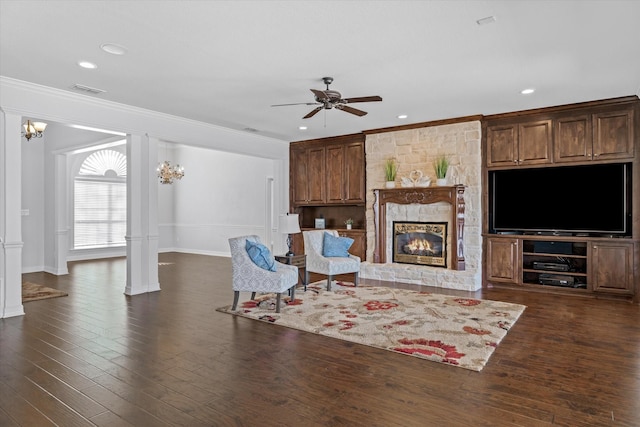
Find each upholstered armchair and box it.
[303,230,360,291]
[228,235,298,313]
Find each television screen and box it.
[490,163,631,236]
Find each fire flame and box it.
[404,238,434,255]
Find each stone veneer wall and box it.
[361,121,482,291]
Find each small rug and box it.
[22,282,68,303]
[217,281,526,371]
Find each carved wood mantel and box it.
[373,185,466,270]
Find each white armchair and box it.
[228,235,298,313]
[303,230,360,291]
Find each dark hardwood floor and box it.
[2,252,639,426]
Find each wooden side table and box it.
[275,254,307,290]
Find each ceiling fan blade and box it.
[271,102,319,107]
[311,89,330,101]
[303,106,324,119]
[336,104,367,117]
[343,96,383,103]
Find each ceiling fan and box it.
[272,77,382,119]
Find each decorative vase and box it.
[385,181,396,189]
[346,224,352,230]
[436,178,447,186]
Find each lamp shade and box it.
[279,213,301,234]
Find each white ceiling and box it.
[1,0,639,143]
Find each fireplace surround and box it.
[372,185,466,270]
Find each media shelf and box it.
[521,240,588,289]
[485,234,636,300]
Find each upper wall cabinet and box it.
[291,144,325,205]
[554,107,634,163]
[290,134,366,206]
[486,119,552,167]
[486,97,637,169]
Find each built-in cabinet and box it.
[486,119,552,167]
[486,99,635,168]
[290,133,367,260]
[485,236,636,298]
[291,133,365,206]
[483,96,639,302]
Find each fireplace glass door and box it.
[392,221,447,267]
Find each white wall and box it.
[159,145,285,256]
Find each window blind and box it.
[74,179,126,249]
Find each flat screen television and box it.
[489,163,632,236]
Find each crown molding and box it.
[0,76,287,146]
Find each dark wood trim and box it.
[373,185,465,270]
[363,114,483,135]
[483,95,639,121]
[290,132,365,146]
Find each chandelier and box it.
[22,120,47,141]
[156,160,184,184]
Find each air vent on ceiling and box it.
[70,84,106,95]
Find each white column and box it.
[125,133,160,295]
[146,137,160,292]
[0,112,25,318]
[52,153,69,275]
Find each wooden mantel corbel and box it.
[373,185,466,270]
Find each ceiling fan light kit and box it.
[273,77,382,119]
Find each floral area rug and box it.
[22,282,68,303]
[217,281,526,371]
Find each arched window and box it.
[74,149,127,249]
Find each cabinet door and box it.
[325,145,345,203]
[486,238,519,283]
[554,114,592,163]
[291,147,310,205]
[307,146,326,204]
[593,108,634,160]
[344,141,366,203]
[486,124,518,167]
[590,241,634,295]
[518,120,552,165]
[340,229,366,260]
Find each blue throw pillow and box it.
[246,240,277,272]
[322,232,354,257]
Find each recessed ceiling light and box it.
[100,43,128,55]
[397,114,408,119]
[299,126,307,130]
[521,88,535,95]
[78,61,97,69]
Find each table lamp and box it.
[279,213,301,256]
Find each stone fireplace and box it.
[392,221,447,267]
[360,120,482,291]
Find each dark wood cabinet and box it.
[484,236,635,299]
[485,237,519,283]
[325,142,365,204]
[291,145,325,205]
[482,96,639,302]
[593,107,634,160]
[291,135,365,206]
[555,107,634,163]
[554,114,592,163]
[290,134,367,259]
[590,241,635,295]
[486,120,552,167]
